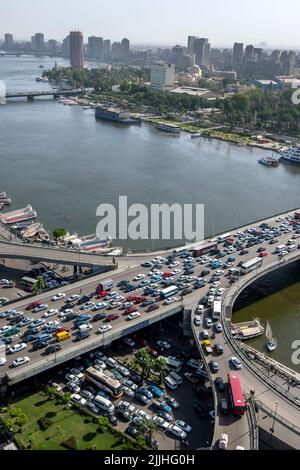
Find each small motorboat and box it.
[266,321,278,352]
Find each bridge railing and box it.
[246,394,260,450]
[253,399,300,436]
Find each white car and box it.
[0,357,7,366]
[71,394,87,406]
[52,293,66,301]
[123,337,135,347]
[67,294,80,302]
[197,304,205,314]
[164,297,178,305]
[43,309,59,318]
[175,420,192,433]
[219,433,228,450]
[134,274,145,281]
[127,312,141,321]
[122,386,135,398]
[9,343,27,354]
[93,302,107,310]
[94,359,107,369]
[153,415,170,430]
[98,325,112,334]
[215,323,223,333]
[157,340,171,349]
[12,356,30,367]
[212,281,221,288]
[169,424,187,440]
[194,315,202,327]
[230,357,243,370]
[217,288,225,296]
[205,318,213,328]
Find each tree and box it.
[15,413,28,430]
[32,276,47,295]
[53,227,68,239]
[45,386,57,401]
[153,357,168,384]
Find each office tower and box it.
[187,35,195,55]
[32,33,45,52]
[103,39,111,61]
[87,36,104,60]
[121,37,130,62]
[194,38,210,67]
[4,33,13,50]
[253,47,263,62]
[232,42,244,69]
[150,62,175,91]
[245,45,254,61]
[70,31,84,70]
[62,35,70,58]
[48,40,58,54]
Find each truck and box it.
[96,279,114,293]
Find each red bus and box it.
[191,242,218,257]
[228,372,246,416]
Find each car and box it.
[66,382,81,393]
[111,369,123,381]
[135,392,150,405]
[105,314,119,322]
[9,343,27,354]
[93,313,106,322]
[158,410,172,422]
[259,251,268,258]
[94,358,107,369]
[86,401,99,414]
[76,331,90,341]
[0,357,7,366]
[201,329,210,340]
[32,304,48,313]
[122,386,135,398]
[134,274,145,281]
[123,380,138,391]
[230,356,243,370]
[175,420,192,433]
[146,303,159,312]
[165,396,179,409]
[52,293,66,301]
[219,433,229,450]
[138,387,153,399]
[148,385,164,398]
[194,315,202,327]
[71,394,87,406]
[168,424,187,440]
[104,413,118,426]
[31,340,47,351]
[123,337,135,347]
[45,344,62,355]
[157,340,171,349]
[43,309,59,318]
[209,360,219,373]
[215,377,225,392]
[92,302,107,311]
[12,356,30,367]
[125,425,140,438]
[153,415,170,430]
[129,372,143,386]
[220,398,229,414]
[205,318,213,328]
[215,323,223,333]
[214,344,224,355]
[26,301,42,311]
[98,325,112,334]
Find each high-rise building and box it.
[48,40,58,54]
[150,62,175,91]
[32,33,45,52]
[4,33,13,50]
[62,35,70,58]
[232,42,244,69]
[245,45,254,61]
[253,47,263,62]
[187,36,195,56]
[194,38,210,67]
[103,39,111,61]
[87,36,104,60]
[70,31,84,70]
[121,38,130,62]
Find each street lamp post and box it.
[270,401,278,440]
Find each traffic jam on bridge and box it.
[0,209,300,449]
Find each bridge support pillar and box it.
[27,95,34,102]
[73,265,78,276]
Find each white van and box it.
[169,371,183,385]
[164,375,178,390]
[276,244,286,253]
[94,395,115,413]
[287,244,296,252]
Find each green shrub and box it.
[38,417,53,431]
[61,436,78,450]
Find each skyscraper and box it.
[87,36,104,60]
[70,31,84,70]
[4,33,13,50]
[194,38,210,67]
[103,40,111,61]
[232,42,244,69]
[187,36,195,56]
[62,35,70,59]
[121,38,130,62]
[245,45,254,61]
[32,33,45,52]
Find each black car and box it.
[78,294,93,305]
[63,313,77,322]
[125,425,140,438]
[93,313,106,322]
[116,407,133,422]
[145,435,159,449]
[9,315,24,325]
[129,372,143,386]
[104,413,118,426]
[31,340,47,351]
[184,269,195,275]
[76,331,91,341]
[215,377,225,392]
[45,344,62,355]
[182,288,193,296]
[201,270,210,277]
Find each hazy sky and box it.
[1,0,300,48]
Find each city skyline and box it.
[1,0,300,48]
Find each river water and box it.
[0,56,300,368]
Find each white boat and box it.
[280,144,300,164]
[266,321,277,352]
[21,222,41,238]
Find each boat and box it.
[280,144,300,164]
[21,222,41,238]
[231,318,264,340]
[258,156,280,167]
[156,123,181,134]
[95,106,141,125]
[191,133,201,138]
[38,227,50,241]
[265,321,278,352]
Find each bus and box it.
[218,233,232,243]
[212,300,222,321]
[85,367,123,399]
[228,372,246,416]
[190,242,218,258]
[240,257,263,275]
[160,285,178,299]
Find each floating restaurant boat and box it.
[156,123,181,134]
[231,318,264,341]
[258,156,280,167]
[0,192,12,205]
[0,205,37,225]
[95,106,141,125]
[21,223,41,238]
[279,144,300,164]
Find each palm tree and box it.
[136,348,150,375]
[153,357,168,384]
[32,276,47,295]
[143,355,155,378]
